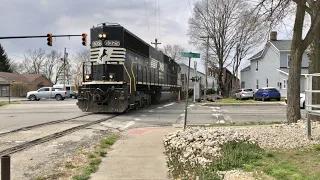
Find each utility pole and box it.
[63,48,67,91]
[151,38,161,50]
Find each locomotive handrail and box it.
[131,61,137,92]
[121,62,132,93]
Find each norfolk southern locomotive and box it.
[76,23,181,113]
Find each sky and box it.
[0,0,296,75]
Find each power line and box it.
[144,0,150,30]
[155,0,157,38]
[158,0,161,40]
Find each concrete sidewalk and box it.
[90,126,178,180]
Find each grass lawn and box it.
[211,97,286,104]
[244,144,320,180]
[208,121,284,127]
[216,98,257,103]
[167,140,320,180]
[0,101,19,106]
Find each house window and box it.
[256,61,259,71]
[256,79,259,89]
[287,54,291,68]
[283,79,287,89]
[266,79,268,87]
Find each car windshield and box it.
[243,89,253,92]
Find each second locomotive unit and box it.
[76,23,181,113]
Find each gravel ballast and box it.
[163,120,320,179]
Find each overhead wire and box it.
[155,0,157,38]
[144,0,150,30]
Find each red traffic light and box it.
[47,33,52,46]
[82,33,87,46]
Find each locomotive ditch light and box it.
[85,74,90,80]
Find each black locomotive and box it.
[76,23,181,113]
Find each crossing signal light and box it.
[82,33,87,46]
[47,34,52,46]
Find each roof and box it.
[240,65,251,72]
[248,40,292,61]
[270,40,291,51]
[0,72,44,83]
[249,50,263,60]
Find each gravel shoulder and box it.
[163,120,320,179]
[0,123,121,180]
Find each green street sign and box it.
[181,52,200,58]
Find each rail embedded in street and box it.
[0,114,119,157]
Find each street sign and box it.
[181,52,200,58]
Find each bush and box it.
[165,140,266,180]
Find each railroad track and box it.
[0,114,119,156]
[0,113,94,137]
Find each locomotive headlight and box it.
[85,74,90,80]
[109,73,114,79]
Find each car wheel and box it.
[261,96,265,101]
[55,94,62,101]
[30,95,36,101]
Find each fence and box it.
[304,73,320,140]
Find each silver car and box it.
[235,88,254,100]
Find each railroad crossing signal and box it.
[82,33,87,46]
[47,34,52,46]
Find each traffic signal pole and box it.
[0,34,87,46]
[0,34,83,39]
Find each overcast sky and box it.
[0,0,295,73]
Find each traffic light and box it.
[82,33,87,46]
[47,34,52,46]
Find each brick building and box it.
[0,72,53,97]
[208,67,240,97]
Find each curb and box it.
[201,103,286,107]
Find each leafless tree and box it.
[72,50,90,90]
[162,44,186,63]
[253,0,320,123]
[188,0,267,97]
[44,50,63,83]
[21,48,46,74]
[229,10,269,80]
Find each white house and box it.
[240,31,309,97]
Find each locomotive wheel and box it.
[141,97,145,108]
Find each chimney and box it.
[270,31,277,41]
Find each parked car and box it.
[284,91,305,109]
[235,88,254,100]
[26,87,67,101]
[253,87,281,101]
[53,84,77,99]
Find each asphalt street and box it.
[0,98,306,133]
